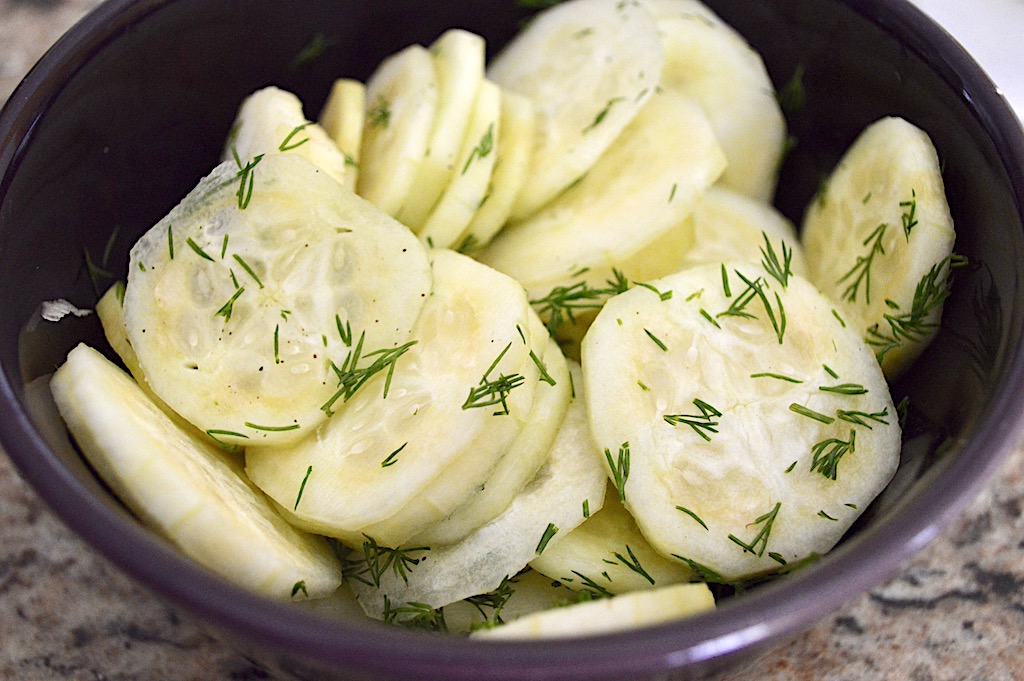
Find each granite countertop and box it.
[2,1,1023,679]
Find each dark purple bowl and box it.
[2,0,1023,679]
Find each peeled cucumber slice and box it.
[244,249,539,547]
[530,485,693,595]
[50,343,343,600]
[477,89,726,301]
[488,0,663,220]
[418,79,502,249]
[582,262,900,580]
[123,154,431,448]
[357,44,439,217]
[650,2,786,201]
[802,116,956,380]
[399,29,486,231]
[473,581,714,639]
[224,86,350,188]
[349,362,607,616]
[318,78,366,192]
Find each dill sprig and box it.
[462,123,495,175]
[231,150,264,210]
[215,286,245,322]
[604,442,630,502]
[664,398,722,442]
[728,502,782,558]
[529,269,631,335]
[612,545,655,585]
[583,96,626,133]
[382,597,447,632]
[535,523,559,555]
[367,95,392,129]
[529,350,557,386]
[718,271,787,344]
[462,342,526,415]
[676,506,709,531]
[836,408,889,429]
[361,535,429,587]
[865,254,967,362]
[381,442,407,468]
[279,122,311,152]
[569,570,614,599]
[900,189,918,240]
[294,465,312,510]
[465,576,516,630]
[838,223,887,304]
[789,403,835,424]
[321,332,418,416]
[760,232,793,288]
[809,429,856,480]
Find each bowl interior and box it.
[2,0,1023,679]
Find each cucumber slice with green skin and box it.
[244,249,539,548]
[349,361,607,616]
[472,581,714,639]
[802,117,957,380]
[224,86,351,188]
[414,334,571,547]
[530,484,693,595]
[50,344,343,600]
[399,29,486,232]
[318,78,366,192]
[418,79,502,249]
[124,154,431,448]
[477,89,726,302]
[651,6,786,201]
[357,44,438,217]
[456,90,536,253]
[582,263,900,581]
[487,0,663,221]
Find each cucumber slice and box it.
[582,263,900,580]
[357,44,438,217]
[399,29,486,231]
[802,117,957,379]
[50,344,343,600]
[414,335,571,547]
[477,89,726,301]
[488,0,663,220]
[123,154,431,448]
[473,581,714,639]
[349,362,607,616]
[244,249,539,547]
[653,5,786,201]
[224,86,350,188]
[319,78,366,192]
[418,79,502,249]
[530,485,693,595]
[456,90,536,252]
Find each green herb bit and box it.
[837,408,890,429]
[832,309,846,327]
[612,545,655,585]
[273,324,281,364]
[279,122,311,152]
[84,248,114,295]
[685,289,704,302]
[582,499,590,518]
[220,234,229,259]
[343,152,359,168]
[167,225,175,260]
[246,421,300,432]
[845,503,858,509]
[819,383,868,395]
[290,32,337,70]
[455,233,479,254]
[789,403,835,424]
[570,570,614,599]
[864,254,967,362]
[336,315,353,347]
[232,254,264,288]
[644,328,668,352]
[637,380,649,391]
[382,597,447,632]
[536,523,559,555]
[215,286,246,322]
[381,442,407,468]
[205,429,248,452]
[810,429,856,480]
[583,96,627,133]
[368,95,392,129]
[529,269,631,335]
[635,281,673,301]
[671,554,727,584]
[232,152,265,210]
[838,223,887,304]
[728,501,782,558]
[751,372,803,384]
[462,342,527,415]
[700,308,721,328]
[775,64,805,114]
[676,506,709,531]
[818,510,839,521]
[669,182,678,203]
[604,442,630,502]
[294,465,313,510]
[529,349,557,386]
[361,535,430,587]
[785,461,797,473]
[291,580,308,598]
[185,236,214,262]
[822,364,839,379]
[900,189,918,240]
[462,123,495,175]
[721,264,732,297]
[465,576,516,630]
[664,399,722,442]
[760,232,793,288]
[717,271,763,320]
[322,333,418,415]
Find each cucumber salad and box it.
[49,0,960,638]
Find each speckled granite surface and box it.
[2,1,1024,679]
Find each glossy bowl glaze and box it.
[1,1,1023,679]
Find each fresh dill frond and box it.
[664,399,722,442]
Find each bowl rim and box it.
[2,0,1024,678]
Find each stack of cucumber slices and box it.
[48,0,958,638]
